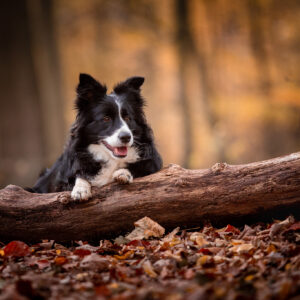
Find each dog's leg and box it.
[113,169,133,184]
[71,178,92,201]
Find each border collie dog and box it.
[32,74,162,201]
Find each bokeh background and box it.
[0,0,300,188]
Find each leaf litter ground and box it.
[0,216,299,300]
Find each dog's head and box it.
[74,73,147,159]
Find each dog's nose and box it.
[119,132,131,144]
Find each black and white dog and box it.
[32,74,162,201]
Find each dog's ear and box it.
[76,73,107,111]
[114,76,145,94]
[124,76,145,90]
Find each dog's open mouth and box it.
[102,141,128,158]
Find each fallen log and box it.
[0,152,299,242]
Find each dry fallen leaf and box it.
[143,260,157,278]
[125,216,165,241]
[114,250,134,260]
[54,256,68,265]
[196,255,214,266]
[163,227,180,242]
[80,253,109,271]
[190,232,209,247]
[231,243,254,254]
[3,241,31,257]
[0,216,298,299]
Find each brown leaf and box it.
[143,260,157,278]
[80,253,109,271]
[196,255,214,266]
[126,216,165,241]
[190,233,209,247]
[163,227,180,242]
[231,243,254,254]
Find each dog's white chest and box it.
[90,160,125,187]
[88,143,139,187]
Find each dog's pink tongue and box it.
[113,147,128,157]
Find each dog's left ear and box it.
[124,76,145,91]
[76,73,107,111]
[114,76,145,93]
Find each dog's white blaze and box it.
[86,98,138,189]
[88,143,139,187]
[104,99,133,147]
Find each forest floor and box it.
[0,216,299,300]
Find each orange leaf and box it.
[196,255,213,266]
[245,274,255,281]
[114,250,134,260]
[54,256,68,265]
[267,244,277,254]
[143,260,157,278]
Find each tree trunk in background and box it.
[0,1,43,188]
[0,0,64,188]
[175,0,193,168]
[26,0,65,165]
[175,0,227,167]
[246,0,282,159]
[197,1,226,163]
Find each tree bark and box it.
[0,152,299,243]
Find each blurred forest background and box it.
[0,0,300,188]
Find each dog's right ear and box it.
[76,73,107,111]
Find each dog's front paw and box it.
[71,185,92,201]
[71,178,92,201]
[113,169,133,184]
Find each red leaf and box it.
[36,259,51,269]
[4,241,30,257]
[288,222,300,231]
[73,248,92,258]
[225,224,240,234]
[95,285,110,296]
[197,248,212,255]
[127,240,151,249]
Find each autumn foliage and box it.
[0,217,299,299]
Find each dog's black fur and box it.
[31,74,162,196]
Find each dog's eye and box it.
[103,116,111,122]
[123,116,131,122]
